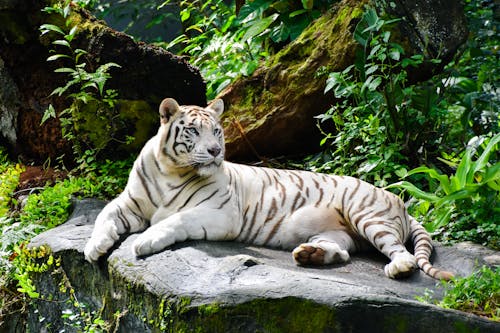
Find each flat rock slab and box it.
[27,199,499,332]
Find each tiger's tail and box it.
[410,217,454,280]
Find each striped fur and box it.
[84,98,453,280]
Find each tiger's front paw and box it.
[83,225,119,262]
[132,228,175,257]
[293,242,350,265]
[384,252,417,279]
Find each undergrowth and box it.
[0,0,498,328]
[418,266,500,322]
[0,147,131,331]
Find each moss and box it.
[186,298,338,333]
[382,314,408,333]
[221,0,370,152]
[71,99,156,157]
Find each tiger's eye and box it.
[186,127,199,136]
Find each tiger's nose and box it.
[207,145,222,157]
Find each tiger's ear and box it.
[159,98,180,124]
[207,98,224,117]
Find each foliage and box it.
[389,134,500,249]
[440,266,500,321]
[313,8,446,186]
[87,0,179,43]
[438,0,499,144]
[160,0,336,99]
[11,245,56,299]
[40,0,120,159]
[0,149,24,217]
[418,266,500,322]
[0,153,131,330]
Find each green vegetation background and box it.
[0,0,498,329]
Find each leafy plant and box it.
[390,134,499,248]
[418,266,500,321]
[0,149,24,217]
[440,266,499,321]
[436,0,499,144]
[40,0,120,159]
[161,0,335,99]
[314,8,447,186]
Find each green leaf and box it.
[362,76,382,92]
[482,162,500,184]
[180,9,190,22]
[47,54,72,61]
[365,64,379,75]
[68,25,78,37]
[301,0,314,10]
[436,188,478,207]
[407,166,452,194]
[290,9,308,18]
[39,24,65,36]
[387,181,440,202]
[54,67,77,74]
[389,48,401,61]
[41,104,56,125]
[452,149,473,191]
[52,39,71,48]
[473,133,500,174]
[426,206,453,232]
[241,14,279,42]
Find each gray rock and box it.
[23,199,499,332]
[0,57,19,146]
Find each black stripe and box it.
[217,193,232,209]
[194,189,219,206]
[263,215,285,245]
[117,206,131,232]
[241,204,259,241]
[128,189,145,216]
[136,168,159,208]
[178,181,216,210]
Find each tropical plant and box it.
[39,0,120,159]
[418,266,500,322]
[314,8,448,186]
[160,0,336,99]
[390,134,499,248]
[438,0,499,144]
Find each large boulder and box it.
[9,198,498,332]
[219,0,468,160]
[0,0,206,163]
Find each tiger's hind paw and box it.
[293,242,349,266]
[384,252,417,279]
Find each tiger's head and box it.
[156,98,225,177]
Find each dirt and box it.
[16,166,67,195]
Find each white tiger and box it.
[84,98,453,280]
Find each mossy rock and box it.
[72,99,158,158]
[23,199,500,333]
[0,0,205,164]
[217,0,467,161]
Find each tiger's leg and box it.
[292,230,356,265]
[132,207,234,257]
[363,223,417,278]
[84,196,148,262]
